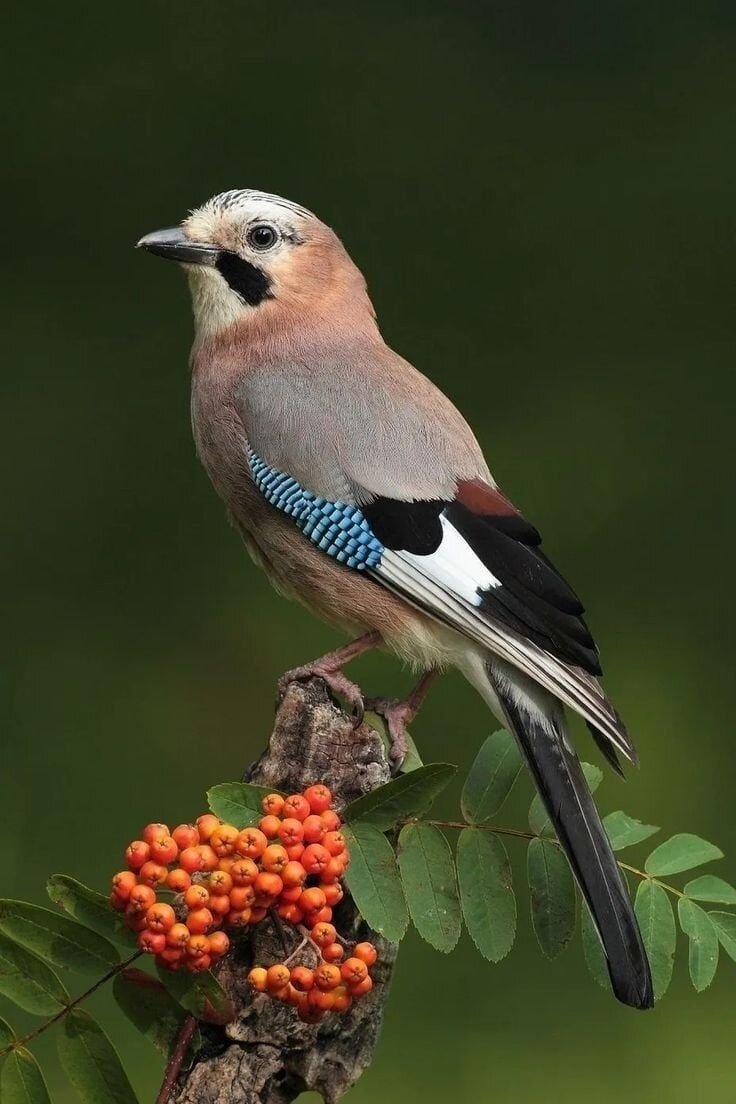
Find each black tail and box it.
[494,679,653,1009]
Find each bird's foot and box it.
[365,670,438,768]
[279,660,366,725]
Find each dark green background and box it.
[3,3,735,1101]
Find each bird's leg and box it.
[278,630,382,722]
[365,669,438,766]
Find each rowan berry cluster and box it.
[110,784,350,974]
[247,938,378,1023]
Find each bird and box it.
[138,188,653,1010]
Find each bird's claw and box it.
[364,696,412,768]
[278,663,365,725]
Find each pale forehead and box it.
[184,189,316,247]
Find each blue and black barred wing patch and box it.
[248,448,384,570]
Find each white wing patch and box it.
[371,518,633,762]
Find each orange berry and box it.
[323,831,346,856]
[290,966,315,992]
[178,847,203,873]
[332,985,352,1012]
[158,946,184,967]
[250,906,268,923]
[186,908,214,934]
[149,835,178,865]
[311,922,337,948]
[138,929,166,954]
[280,885,303,904]
[172,824,199,850]
[184,884,210,910]
[341,957,368,984]
[143,822,170,844]
[304,784,332,814]
[277,903,304,925]
[186,933,211,958]
[138,861,169,888]
[283,794,310,821]
[261,793,285,816]
[225,908,252,927]
[302,815,326,844]
[354,942,378,966]
[231,858,258,886]
[127,884,156,913]
[236,828,268,859]
[125,841,150,871]
[229,885,256,911]
[320,809,341,832]
[110,893,127,912]
[196,845,218,872]
[323,883,344,907]
[277,818,304,847]
[208,870,233,897]
[125,910,149,932]
[111,871,137,900]
[281,861,308,888]
[266,964,291,991]
[321,857,346,884]
[306,906,333,927]
[166,868,191,893]
[308,986,336,1010]
[186,954,212,972]
[258,815,282,840]
[302,844,331,876]
[247,966,268,991]
[217,857,235,876]
[299,887,326,913]
[145,902,176,933]
[349,975,373,997]
[322,942,344,963]
[210,895,231,917]
[254,872,283,899]
[262,844,289,874]
[208,931,230,957]
[195,814,221,842]
[314,963,341,991]
[166,922,190,948]
[209,824,239,857]
[286,842,305,862]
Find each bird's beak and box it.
[136,227,219,266]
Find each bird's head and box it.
[138,189,375,341]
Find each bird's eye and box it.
[246,223,279,251]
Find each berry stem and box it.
[155,1014,197,1104]
[0,949,143,1059]
[422,819,686,900]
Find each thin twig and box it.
[156,1015,198,1104]
[0,949,143,1059]
[423,818,685,899]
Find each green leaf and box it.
[678,898,719,991]
[709,911,736,962]
[684,875,736,904]
[46,876,137,950]
[529,762,602,836]
[156,965,235,1025]
[57,1009,138,1104]
[634,880,676,1000]
[206,783,276,828]
[342,823,409,942]
[645,833,723,877]
[363,713,423,774]
[0,1013,16,1053]
[343,764,457,831]
[0,900,119,975]
[603,811,660,851]
[527,838,576,958]
[399,732,424,774]
[397,823,461,952]
[113,969,191,1055]
[1,1048,51,1104]
[456,828,516,963]
[0,934,69,1016]
[580,903,611,991]
[461,730,523,824]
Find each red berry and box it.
[209,824,239,857]
[311,922,337,948]
[277,903,304,925]
[143,823,170,845]
[258,815,282,840]
[209,870,233,897]
[261,793,285,816]
[231,858,259,886]
[186,908,214,934]
[290,966,315,992]
[196,845,219,872]
[349,975,373,997]
[341,957,368,984]
[248,967,268,991]
[195,814,221,842]
[322,942,344,963]
[125,841,150,871]
[184,884,210,910]
[266,964,291,991]
[110,893,127,912]
[306,906,333,926]
[354,942,378,966]
[138,861,169,888]
[172,823,199,850]
[323,883,344,907]
[149,835,178,865]
[314,963,341,991]
[210,895,231,917]
[320,809,341,832]
[138,929,166,954]
[323,831,346,856]
[229,885,256,911]
[254,872,283,899]
[158,946,184,967]
[145,902,176,933]
[111,871,137,900]
[304,784,332,814]
[166,923,190,948]
[186,934,210,958]
[283,794,310,821]
[299,887,326,913]
[187,953,212,973]
[208,931,230,957]
[127,884,156,913]
[277,818,305,847]
[332,985,352,1012]
[262,844,289,874]
[301,844,331,876]
[166,868,191,893]
[236,828,268,859]
[226,907,252,927]
[302,815,326,844]
[281,861,307,888]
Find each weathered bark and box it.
[171,679,398,1104]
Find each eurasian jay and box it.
[138,189,653,1010]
